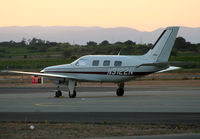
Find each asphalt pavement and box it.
[0,84,200,123]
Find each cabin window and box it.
[103,60,110,66]
[92,60,99,66]
[114,61,122,66]
[75,59,87,66]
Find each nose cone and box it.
[40,64,72,73]
[40,69,46,73]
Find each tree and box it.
[114,41,123,45]
[70,55,77,60]
[29,38,46,47]
[29,38,38,46]
[124,40,136,46]
[87,41,97,46]
[174,37,188,50]
[63,49,72,58]
[99,40,110,46]
[20,38,27,47]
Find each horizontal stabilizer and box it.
[137,62,169,68]
[156,66,180,73]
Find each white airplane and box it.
[3,26,180,98]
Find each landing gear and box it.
[116,88,124,96]
[116,83,124,96]
[68,80,77,98]
[55,86,62,97]
[54,80,77,98]
[55,90,62,97]
[69,90,76,98]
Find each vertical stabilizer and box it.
[144,26,179,62]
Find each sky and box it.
[0,0,199,31]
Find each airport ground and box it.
[1,122,200,139]
[0,74,200,138]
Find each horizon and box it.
[0,0,200,31]
[0,25,199,32]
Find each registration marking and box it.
[107,67,135,76]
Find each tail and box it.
[144,26,179,62]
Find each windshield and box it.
[74,59,87,66]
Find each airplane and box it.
[3,26,180,98]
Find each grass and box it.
[0,46,200,72]
[0,47,62,58]
[0,122,200,139]
[170,52,200,65]
[0,58,73,70]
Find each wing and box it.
[2,70,80,80]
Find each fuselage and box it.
[42,55,165,83]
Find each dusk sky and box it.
[0,0,199,31]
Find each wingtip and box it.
[1,70,9,73]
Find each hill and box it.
[0,26,199,44]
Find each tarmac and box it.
[0,80,200,123]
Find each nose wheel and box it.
[116,83,124,96]
[55,90,62,97]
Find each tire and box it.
[69,90,76,98]
[116,88,124,96]
[55,90,62,97]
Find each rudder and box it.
[144,26,179,62]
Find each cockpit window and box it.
[92,60,99,66]
[75,59,87,66]
[114,61,122,66]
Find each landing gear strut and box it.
[116,83,124,96]
[55,86,62,97]
[69,90,76,98]
[68,80,77,98]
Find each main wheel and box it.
[116,88,124,96]
[69,90,76,98]
[55,90,62,97]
